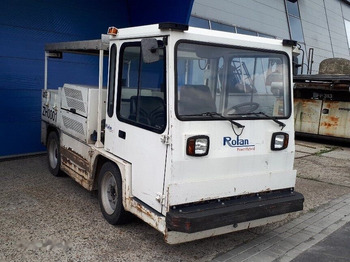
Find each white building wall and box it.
[343,1,350,19]
[191,0,290,39]
[298,0,333,73]
[299,0,350,73]
[192,0,350,74]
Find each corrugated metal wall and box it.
[192,0,350,73]
[299,0,350,73]
[2,0,348,157]
[0,0,129,157]
[0,0,194,158]
[192,0,290,39]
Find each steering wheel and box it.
[224,102,259,115]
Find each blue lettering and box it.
[223,136,252,148]
[223,137,232,146]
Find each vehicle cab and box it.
[42,23,303,244]
[103,23,303,242]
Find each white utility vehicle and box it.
[41,23,303,244]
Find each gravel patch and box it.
[1,141,350,262]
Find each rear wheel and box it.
[98,162,131,224]
[47,131,62,177]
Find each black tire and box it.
[98,162,131,225]
[47,131,62,177]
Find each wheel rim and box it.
[48,139,58,169]
[101,171,118,215]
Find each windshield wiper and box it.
[202,112,245,129]
[230,111,286,130]
[255,112,286,130]
[183,112,245,129]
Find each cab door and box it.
[104,39,168,213]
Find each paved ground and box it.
[212,192,350,262]
[292,222,350,262]
[212,140,350,262]
[1,140,350,261]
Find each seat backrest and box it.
[129,96,165,129]
[178,85,216,115]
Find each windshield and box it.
[176,41,291,119]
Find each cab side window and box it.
[117,42,166,133]
[107,44,117,117]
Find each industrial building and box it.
[1,0,349,157]
[190,0,350,74]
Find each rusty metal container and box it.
[293,58,350,140]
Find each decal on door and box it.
[223,136,255,151]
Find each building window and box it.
[286,0,300,18]
[285,0,305,74]
[257,32,275,39]
[189,16,210,29]
[288,16,304,42]
[285,0,304,42]
[236,27,257,36]
[211,21,236,33]
[189,16,275,39]
[345,19,350,48]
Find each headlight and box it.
[186,135,210,156]
[271,132,289,151]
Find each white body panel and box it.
[162,29,296,207]
[104,37,169,214]
[104,119,168,213]
[60,84,106,144]
[41,24,300,243]
[43,84,106,144]
[167,121,296,206]
[42,89,59,127]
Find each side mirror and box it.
[141,38,160,63]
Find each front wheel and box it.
[47,131,62,177]
[98,162,131,225]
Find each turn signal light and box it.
[271,132,289,151]
[107,26,118,36]
[186,136,209,156]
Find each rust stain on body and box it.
[60,146,93,190]
[324,101,339,109]
[321,116,339,129]
[61,147,90,172]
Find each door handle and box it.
[119,130,126,139]
[322,108,329,114]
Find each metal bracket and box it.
[160,135,171,145]
[156,193,166,204]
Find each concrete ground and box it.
[292,222,350,262]
[213,187,350,262]
[1,140,350,261]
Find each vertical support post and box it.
[44,51,48,90]
[95,49,104,148]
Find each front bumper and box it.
[166,189,304,233]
